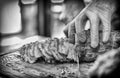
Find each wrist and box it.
[92,0,116,14]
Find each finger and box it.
[68,23,76,44]
[75,13,87,43]
[99,13,111,43]
[90,16,99,48]
[75,13,87,33]
[87,11,100,48]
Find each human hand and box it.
[64,0,116,48]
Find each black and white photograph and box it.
[0,0,120,78]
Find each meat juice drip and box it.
[74,44,81,76]
[77,52,80,76]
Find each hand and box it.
[64,0,116,48]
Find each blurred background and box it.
[0,0,91,54]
